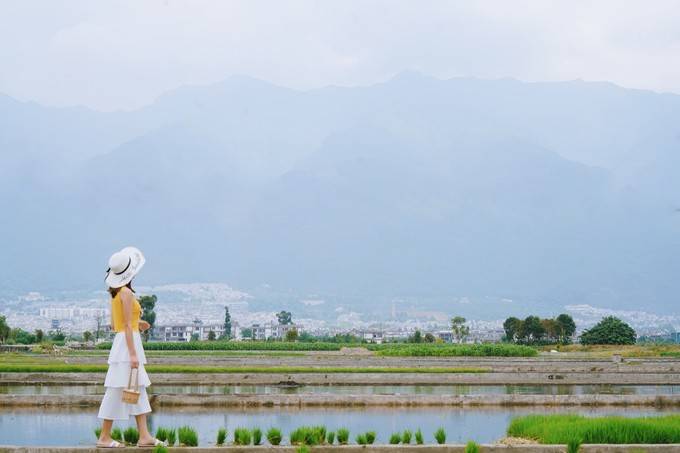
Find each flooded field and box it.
[2,383,680,396]
[0,406,675,446]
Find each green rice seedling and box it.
[415,428,424,444]
[252,427,262,445]
[567,439,582,453]
[178,426,198,447]
[434,427,446,445]
[402,429,412,444]
[365,431,376,445]
[155,427,168,443]
[315,425,327,443]
[216,427,227,445]
[289,426,325,446]
[123,427,139,445]
[267,428,282,445]
[297,447,310,453]
[94,427,102,440]
[326,431,335,445]
[337,428,350,445]
[111,428,123,442]
[389,433,401,444]
[465,440,480,453]
[355,433,367,445]
[507,414,680,444]
[166,429,177,447]
[153,446,168,453]
[233,427,252,446]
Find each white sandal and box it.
[137,439,168,448]
[96,440,125,448]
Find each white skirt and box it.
[98,332,152,420]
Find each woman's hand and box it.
[130,354,139,369]
[139,320,151,332]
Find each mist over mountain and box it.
[2,73,679,316]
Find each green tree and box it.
[580,316,636,345]
[285,328,299,342]
[83,331,93,342]
[50,330,65,342]
[223,306,232,339]
[190,333,200,342]
[451,316,470,343]
[555,313,576,343]
[0,316,10,343]
[35,329,44,343]
[139,294,157,341]
[409,330,423,343]
[207,330,216,341]
[424,332,436,343]
[503,317,522,342]
[277,311,292,325]
[241,327,253,339]
[521,316,545,343]
[10,328,36,345]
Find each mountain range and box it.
[2,72,679,316]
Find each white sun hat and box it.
[105,246,146,288]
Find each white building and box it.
[249,323,298,340]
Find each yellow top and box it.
[111,291,141,333]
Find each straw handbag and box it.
[122,368,140,404]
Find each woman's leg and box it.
[98,419,114,442]
[135,413,155,444]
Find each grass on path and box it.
[507,414,680,444]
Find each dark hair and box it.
[108,281,135,298]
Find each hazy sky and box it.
[2,0,679,111]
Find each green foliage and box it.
[296,447,310,453]
[267,428,282,445]
[96,340,342,351]
[507,414,680,444]
[207,331,216,341]
[35,329,44,343]
[415,428,424,444]
[0,315,10,343]
[375,343,537,357]
[285,328,299,342]
[365,431,376,444]
[155,427,169,443]
[424,333,435,343]
[223,306,232,340]
[326,431,335,445]
[153,446,168,453]
[111,428,123,442]
[434,427,446,444]
[451,316,470,343]
[409,330,423,343]
[233,428,252,446]
[277,311,292,325]
[216,427,227,445]
[252,427,262,445]
[337,428,350,445]
[166,428,177,447]
[465,440,480,453]
[94,427,102,439]
[504,313,576,345]
[139,294,157,341]
[580,317,636,345]
[389,433,401,444]
[123,427,139,445]
[177,426,198,446]
[289,426,326,446]
[355,433,367,445]
[83,331,93,342]
[402,429,412,444]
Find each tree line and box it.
[503,314,576,345]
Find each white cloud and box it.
[1,0,679,110]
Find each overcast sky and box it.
[2,0,679,111]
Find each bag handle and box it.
[127,367,139,390]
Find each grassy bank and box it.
[374,344,537,357]
[507,414,680,444]
[541,344,680,358]
[0,363,488,374]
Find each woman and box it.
[96,246,165,448]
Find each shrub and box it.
[233,428,252,446]
[415,428,424,444]
[337,428,350,445]
[374,343,537,357]
[267,428,282,445]
[94,427,102,439]
[178,426,198,447]
[326,431,335,445]
[252,427,262,445]
[402,429,412,444]
[434,427,446,444]
[216,428,227,445]
[111,428,123,442]
[389,433,401,444]
[580,317,636,345]
[356,433,367,445]
[465,440,480,453]
[123,427,140,445]
[365,431,376,444]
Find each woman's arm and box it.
[120,289,139,369]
